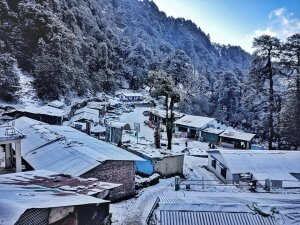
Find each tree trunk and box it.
[167,97,174,150]
[165,94,171,149]
[268,50,274,150]
[296,52,300,149]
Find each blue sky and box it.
[152,0,300,53]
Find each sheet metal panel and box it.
[160,210,276,225]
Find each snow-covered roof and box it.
[151,109,184,119]
[92,124,106,133]
[72,106,99,123]
[208,150,300,174]
[0,126,25,143]
[74,106,98,116]
[121,92,143,97]
[9,117,144,176]
[87,101,108,110]
[202,128,225,135]
[47,100,64,109]
[220,130,256,142]
[15,105,67,117]
[108,121,131,130]
[174,115,215,129]
[0,171,108,225]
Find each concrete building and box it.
[6,117,144,201]
[0,123,25,173]
[219,130,256,149]
[174,115,226,139]
[126,147,184,177]
[207,150,300,187]
[0,170,117,225]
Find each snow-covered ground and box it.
[110,155,300,225]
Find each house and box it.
[0,170,116,225]
[207,150,300,187]
[201,128,225,144]
[219,130,256,149]
[174,115,226,139]
[117,91,143,102]
[150,109,184,126]
[0,124,25,173]
[106,122,131,144]
[7,117,144,201]
[4,105,68,125]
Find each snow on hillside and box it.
[15,65,37,106]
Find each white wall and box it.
[153,155,184,177]
[207,155,235,184]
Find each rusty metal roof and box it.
[0,170,120,196]
[0,170,110,225]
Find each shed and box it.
[207,150,300,187]
[4,105,68,125]
[219,130,256,149]
[201,128,224,144]
[0,170,111,225]
[174,115,225,139]
[126,146,184,177]
[6,117,144,201]
[106,122,131,144]
[72,106,99,124]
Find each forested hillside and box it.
[1,0,299,149]
[0,0,250,99]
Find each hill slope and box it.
[0,0,250,100]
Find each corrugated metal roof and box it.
[7,117,144,176]
[160,210,276,225]
[0,170,120,196]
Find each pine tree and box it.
[148,70,180,150]
[0,53,20,102]
[281,33,300,149]
[252,35,281,149]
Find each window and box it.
[212,159,216,169]
[221,168,227,179]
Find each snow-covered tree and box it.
[280,33,300,149]
[252,35,281,149]
[0,53,20,102]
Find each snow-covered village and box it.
[0,0,300,225]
